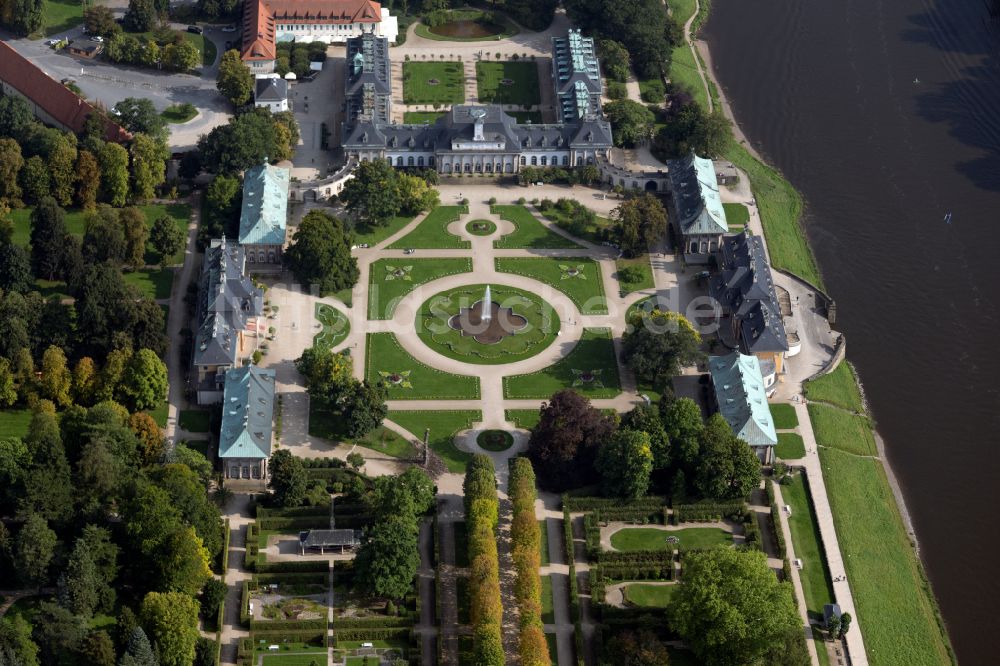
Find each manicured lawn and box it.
[367,257,472,320]
[509,111,543,124]
[503,328,620,399]
[38,0,84,37]
[505,408,542,429]
[313,303,350,350]
[388,206,469,249]
[402,61,465,105]
[537,203,613,245]
[782,474,835,625]
[723,202,750,228]
[541,575,554,623]
[416,284,559,365]
[610,527,731,552]
[178,409,211,433]
[725,141,823,288]
[145,401,168,428]
[9,207,88,246]
[262,654,328,666]
[616,255,654,294]
[387,410,482,473]
[538,520,550,565]
[669,44,708,111]
[805,362,865,412]
[623,583,676,608]
[776,433,805,460]
[122,269,173,300]
[161,103,198,123]
[819,447,954,665]
[308,400,418,459]
[403,111,446,124]
[476,61,540,106]
[492,205,582,249]
[139,203,191,265]
[769,402,799,429]
[808,404,877,456]
[495,256,607,315]
[365,333,480,400]
[0,409,33,439]
[352,215,415,247]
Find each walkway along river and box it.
[703,1,1000,663]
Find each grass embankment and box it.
[769,402,799,429]
[808,404,876,457]
[805,362,864,412]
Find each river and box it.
[702,0,1000,663]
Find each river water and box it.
[703,0,1000,662]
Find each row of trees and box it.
[0,345,167,412]
[508,458,552,666]
[0,93,168,209]
[528,389,762,502]
[463,455,504,666]
[104,31,202,73]
[0,399,222,665]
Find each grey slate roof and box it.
[345,32,391,124]
[299,529,360,548]
[254,76,288,103]
[194,239,264,368]
[343,104,612,153]
[219,364,275,460]
[710,231,788,353]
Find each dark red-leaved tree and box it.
[527,390,617,491]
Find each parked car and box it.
[187,25,203,35]
[91,35,103,43]
[358,243,370,249]
[46,39,57,46]
[403,248,415,254]
[221,24,237,33]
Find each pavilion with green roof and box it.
[708,351,777,464]
[219,364,276,483]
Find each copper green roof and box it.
[709,352,777,447]
[219,364,275,460]
[239,162,289,246]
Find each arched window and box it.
[709,241,717,252]
[506,163,514,173]
[396,156,404,166]
[485,163,493,173]
[407,156,414,166]
[540,156,547,166]
[520,156,526,165]
[700,241,708,253]
[444,163,452,173]
[418,156,425,167]
[690,241,698,254]
[562,156,569,166]
[475,162,482,172]
[531,156,537,165]
[258,251,265,263]
[464,163,471,173]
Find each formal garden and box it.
[313,303,350,351]
[502,327,621,399]
[494,256,608,314]
[365,333,481,400]
[366,257,472,320]
[476,61,541,106]
[415,284,559,364]
[387,205,469,249]
[402,61,465,105]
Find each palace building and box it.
[240,0,398,73]
[341,30,613,172]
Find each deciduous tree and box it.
[216,50,254,107]
[693,413,761,500]
[130,133,168,202]
[604,99,656,148]
[611,194,668,257]
[75,150,101,210]
[602,629,670,666]
[622,309,702,391]
[669,548,802,665]
[47,136,77,207]
[597,428,654,499]
[150,214,184,267]
[0,138,24,206]
[19,155,50,205]
[14,513,56,588]
[115,98,168,141]
[140,591,200,666]
[527,390,617,491]
[0,359,17,407]
[354,515,420,600]
[99,142,130,207]
[285,210,359,295]
[0,242,32,294]
[340,159,402,226]
[39,345,72,408]
[120,348,168,411]
[268,449,307,507]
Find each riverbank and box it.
[687,6,955,665]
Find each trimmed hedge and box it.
[563,495,667,512]
[332,616,414,629]
[331,627,411,643]
[672,501,746,523]
[509,457,552,666]
[464,455,503,666]
[770,502,786,554]
[563,505,580,623]
[249,618,327,632]
[256,504,330,518]
[742,511,762,551]
[256,560,330,574]
[257,516,328,530]
[250,629,327,646]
